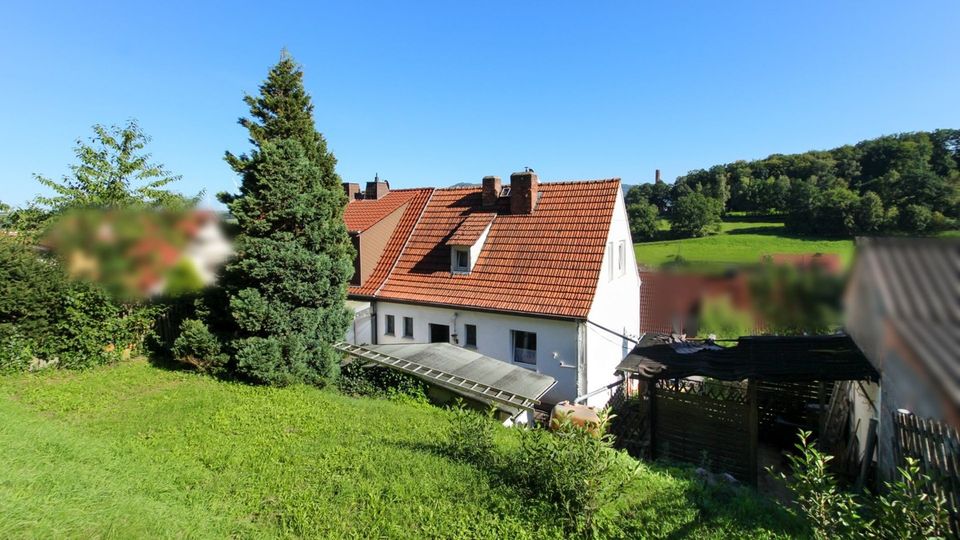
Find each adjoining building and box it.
[342,171,641,407]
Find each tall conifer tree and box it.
[219,51,353,385]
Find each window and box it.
[403,316,414,338]
[453,247,470,272]
[617,240,626,275]
[465,324,477,348]
[385,314,395,336]
[511,330,537,365]
[608,241,614,280]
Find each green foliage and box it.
[675,129,960,235]
[771,430,865,539]
[338,361,427,401]
[172,319,228,374]
[0,333,33,374]
[627,201,659,241]
[874,457,951,539]
[750,261,844,335]
[698,295,755,339]
[512,409,638,537]
[446,401,498,467]
[856,191,884,233]
[164,258,205,297]
[670,192,723,238]
[21,120,196,234]
[773,431,951,540]
[0,360,800,538]
[217,53,354,387]
[901,204,933,232]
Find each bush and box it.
[812,187,860,236]
[874,457,950,538]
[856,191,884,233]
[669,192,723,238]
[0,332,34,374]
[172,319,228,374]
[901,204,932,232]
[627,201,659,241]
[446,402,497,467]
[338,361,427,401]
[511,408,637,537]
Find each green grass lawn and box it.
[635,218,856,268]
[0,360,801,539]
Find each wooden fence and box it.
[651,378,757,485]
[892,411,960,533]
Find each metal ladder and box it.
[334,342,538,410]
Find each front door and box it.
[429,324,450,343]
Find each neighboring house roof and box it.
[852,237,960,404]
[639,270,758,336]
[348,188,433,298]
[343,189,423,233]
[373,179,621,319]
[447,212,496,246]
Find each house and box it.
[844,237,960,481]
[342,171,641,407]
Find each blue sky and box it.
[1,1,958,207]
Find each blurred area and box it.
[39,208,231,300]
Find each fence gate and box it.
[651,378,758,485]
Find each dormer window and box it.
[453,247,470,272]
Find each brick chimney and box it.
[655,169,662,183]
[482,176,501,207]
[365,180,390,200]
[510,170,539,215]
[343,182,361,200]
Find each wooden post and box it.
[648,379,657,461]
[748,379,759,487]
[855,418,879,493]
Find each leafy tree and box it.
[627,201,659,241]
[669,192,722,238]
[855,191,884,233]
[901,204,932,232]
[217,52,354,386]
[23,120,195,232]
[812,187,859,236]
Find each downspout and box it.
[577,321,588,398]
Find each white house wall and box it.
[373,301,580,404]
[584,187,642,408]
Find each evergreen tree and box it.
[218,52,354,386]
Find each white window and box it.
[511,330,537,365]
[452,247,470,272]
[608,241,614,280]
[618,240,626,275]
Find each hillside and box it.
[0,360,800,539]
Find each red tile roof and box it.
[343,190,420,233]
[373,179,621,319]
[447,212,496,246]
[348,188,433,298]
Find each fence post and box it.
[747,379,759,487]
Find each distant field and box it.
[634,218,856,268]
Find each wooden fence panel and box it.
[652,378,754,483]
[609,386,651,459]
[892,411,960,534]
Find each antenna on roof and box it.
[524,166,535,173]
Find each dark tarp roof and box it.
[617,333,879,382]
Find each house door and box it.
[429,324,450,343]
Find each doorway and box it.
[429,324,450,343]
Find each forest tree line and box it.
[627,129,960,239]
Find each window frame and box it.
[617,240,626,275]
[465,324,477,348]
[402,316,414,338]
[511,330,537,366]
[385,314,395,336]
[453,247,470,272]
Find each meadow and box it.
[634,217,857,268]
[0,360,802,539]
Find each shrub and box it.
[856,191,884,233]
[512,408,637,537]
[874,457,950,539]
[0,332,34,374]
[669,192,723,238]
[338,361,427,401]
[172,319,228,374]
[901,204,932,232]
[812,187,860,236]
[446,401,497,467]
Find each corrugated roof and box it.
[853,237,960,405]
[374,179,621,319]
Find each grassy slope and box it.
[634,218,856,268]
[0,361,800,539]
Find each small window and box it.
[453,248,470,272]
[608,241,614,280]
[385,315,395,336]
[403,316,414,338]
[465,324,477,348]
[617,240,626,275]
[512,330,537,365]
